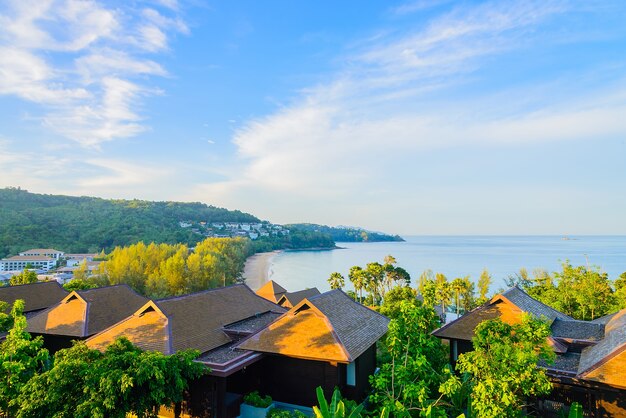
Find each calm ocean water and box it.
[267,236,626,294]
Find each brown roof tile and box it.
[238,290,389,363]
[277,288,321,308]
[27,285,148,337]
[86,284,285,355]
[0,281,68,313]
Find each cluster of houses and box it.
[0,248,99,284]
[179,221,289,241]
[0,279,388,418]
[2,273,626,417]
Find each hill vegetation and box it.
[0,188,337,258]
[286,223,404,243]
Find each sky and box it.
[1,0,625,235]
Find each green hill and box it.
[286,223,404,243]
[0,188,259,258]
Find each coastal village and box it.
[2,243,626,417]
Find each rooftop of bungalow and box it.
[255,280,287,303]
[84,284,389,378]
[0,280,69,315]
[27,284,149,337]
[433,285,626,390]
[276,287,321,308]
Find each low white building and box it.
[19,248,64,260]
[0,255,56,272]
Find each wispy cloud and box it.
[192,0,626,229]
[0,0,187,147]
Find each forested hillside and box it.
[287,223,404,242]
[0,188,259,258]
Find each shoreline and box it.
[242,250,281,291]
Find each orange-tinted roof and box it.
[86,284,286,355]
[239,290,389,363]
[27,285,148,337]
[256,280,287,303]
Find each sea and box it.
[267,236,626,294]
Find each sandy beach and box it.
[242,250,280,291]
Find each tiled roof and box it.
[86,284,285,355]
[578,309,626,376]
[256,280,287,303]
[20,249,64,254]
[551,318,605,342]
[500,286,573,322]
[277,288,321,308]
[0,281,68,313]
[27,285,148,337]
[2,255,55,261]
[238,290,390,363]
[433,286,572,342]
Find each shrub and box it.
[244,391,273,408]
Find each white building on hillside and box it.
[0,256,56,272]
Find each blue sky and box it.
[1,0,625,235]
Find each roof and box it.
[498,286,573,322]
[551,318,605,342]
[277,288,321,308]
[256,280,287,303]
[2,255,55,261]
[86,284,286,355]
[27,285,148,337]
[433,286,573,341]
[238,289,390,363]
[20,249,64,254]
[0,281,69,313]
[578,309,626,376]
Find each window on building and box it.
[347,361,356,386]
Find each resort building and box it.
[255,280,287,303]
[0,255,57,272]
[433,286,626,416]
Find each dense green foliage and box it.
[369,300,453,417]
[267,407,308,418]
[312,387,364,418]
[0,300,51,416]
[249,230,336,253]
[285,223,404,243]
[98,238,250,297]
[16,338,205,418]
[9,270,38,286]
[242,391,272,408]
[0,187,259,258]
[456,315,554,418]
[327,272,346,290]
[505,262,621,320]
[346,255,412,305]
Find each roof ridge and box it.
[155,283,248,302]
[502,286,574,320]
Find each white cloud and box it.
[191,0,626,231]
[0,0,188,147]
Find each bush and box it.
[266,408,308,418]
[244,391,273,408]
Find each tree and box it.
[312,387,364,418]
[9,270,38,286]
[327,272,345,290]
[369,301,451,417]
[366,262,385,302]
[0,300,51,416]
[379,286,419,319]
[349,266,367,303]
[477,268,492,305]
[434,273,451,318]
[16,338,206,418]
[73,260,90,281]
[450,277,467,316]
[456,314,554,418]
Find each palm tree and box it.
[435,273,451,318]
[451,277,466,316]
[327,272,345,290]
[349,266,366,303]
